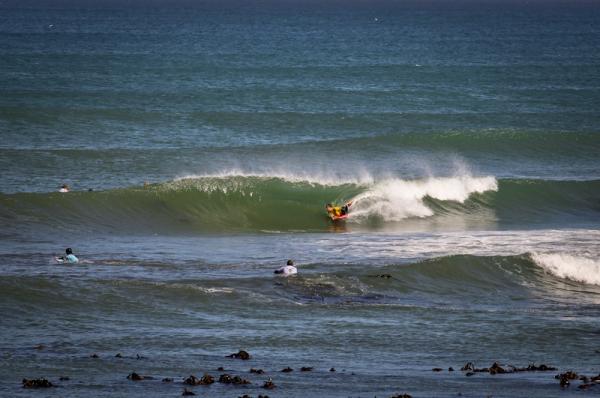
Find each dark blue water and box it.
[1,1,599,397]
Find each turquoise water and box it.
[1,1,600,397]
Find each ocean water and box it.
[1,1,600,397]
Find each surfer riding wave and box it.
[326,201,353,220]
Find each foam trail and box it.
[350,175,498,221]
[531,253,600,286]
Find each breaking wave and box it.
[531,253,600,286]
[0,173,598,235]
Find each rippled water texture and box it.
[1,1,599,397]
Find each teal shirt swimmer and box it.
[59,248,79,264]
[65,254,79,263]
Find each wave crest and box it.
[531,253,600,286]
[350,176,497,221]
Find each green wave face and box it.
[1,176,599,235]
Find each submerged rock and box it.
[183,375,199,385]
[555,371,579,380]
[460,362,475,372]
[115,353,123,358]
[535,364,556,371]
[516,363,557,372]
[59,376,70,381]
[281,367,293,372]
[489,362,506,375]
[218,374,250,384]
[162,377,173,383]
[390,394,412,398]
[22,378,53,388]
[448,367,454,372]
[217,366,225,371]
[330,367,336,372]
[219,374,233,383]
[432,368,443,372]
[459,361,556,375]
[250,368,264,374]
[232,376,250,385]
[301,367,313,372]
[556,371,579,387]
[127,372,144,381]
[184,374,214,385]
[90,353,99,358]
[228,350,251,360]
[182,388,195,396]
[199,374,215,385]
[238,395,268,398]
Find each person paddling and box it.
[274,259,297,276]
[56,248,79,264]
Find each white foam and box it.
[531,253,600,286]
[175,167,374,187]
[349,175,498,221]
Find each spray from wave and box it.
[531,253,600,286]
[174,167,375,187]
[350,176,498,221]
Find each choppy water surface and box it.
[1,1,599,397]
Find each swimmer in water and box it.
[59,184,69,193]
[56,248,79,264]
[274,259,297,276]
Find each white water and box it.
[531,253,600,286]
[349,175,498,221]
[175,167,375,187]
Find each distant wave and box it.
[0,128,598,158]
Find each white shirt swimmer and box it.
[274,260,297,276]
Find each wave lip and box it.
[531,253,600,286]
[350,175,497,221]
[174,168,376,187]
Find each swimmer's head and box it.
[65,248,73,255]
[286,259,294,266]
